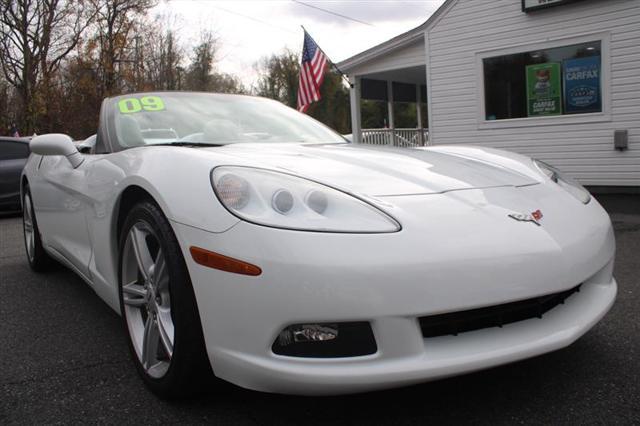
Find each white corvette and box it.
[21,92,616,397]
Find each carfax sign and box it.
[563,56,601,114]
[526,62,562,117]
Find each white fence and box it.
[360,128,429,147]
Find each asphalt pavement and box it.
[1,195,639,425]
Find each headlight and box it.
[211,166,400,233]
[534,159,591,204]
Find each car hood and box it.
[202,143,540,197]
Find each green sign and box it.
[526,63,562,117]
[118,96,165,114]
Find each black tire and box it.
[22,184,54,272]
[118,200,213,399]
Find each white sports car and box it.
[21,92,616,397]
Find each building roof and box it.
[337,0,456,72]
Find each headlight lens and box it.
[211,166,400,233]
[534,159,591,204]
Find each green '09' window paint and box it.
[118,96,165,114]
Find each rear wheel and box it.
[118,200,213,398]
[22,185,53,272]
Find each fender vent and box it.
[419,285,581,338]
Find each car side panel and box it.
[30,155,94,279]
[78,148,241,311]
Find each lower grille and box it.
[419,285,581,338]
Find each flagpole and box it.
[301,26,354,88]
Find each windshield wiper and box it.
[150,142,225,147]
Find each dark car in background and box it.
[0,137,31,211]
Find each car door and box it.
[0,140,29,209]
[30,153,94,279]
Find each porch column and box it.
[416,84,423,129]
[386,80,394,129]
[349,75,362,144]
[416,84,426,146]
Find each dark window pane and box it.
[0,141,29,160]
[392,82,416,103]
[361,79,388,101]
[484,54,527,120]
[483,41,601,120]
[361,100,389,128]
[394,102,417,128]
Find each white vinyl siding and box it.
[427,0,640,186]
[348,39,426,76]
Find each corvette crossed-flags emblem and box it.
[508,209,544,226]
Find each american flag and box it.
[297,31,328,113]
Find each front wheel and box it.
[118,200,213,398]
[22,185,53,272]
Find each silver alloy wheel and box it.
[23,193,35,262]
[121,221,174,378]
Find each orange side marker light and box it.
[190,246,262,276]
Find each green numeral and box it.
[118,98,142,114]
[140,96,165,111]
[118,96,165,113]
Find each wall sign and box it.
[522,0,583,12]
[563,56,601,114]
[526,62,562,117]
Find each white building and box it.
[339,0,640,188]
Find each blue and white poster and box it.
[563,56,601,114]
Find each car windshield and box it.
[110,92,346,149]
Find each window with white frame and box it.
[483,40,602,121]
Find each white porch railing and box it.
[360,128,429,147]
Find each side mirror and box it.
[30,134,84,168]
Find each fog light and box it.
[278,324,338,346]
[272,322,376,358]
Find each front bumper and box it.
[207,277,615,395]
[172,185,617,395]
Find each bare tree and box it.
[181,31,246,94]
[184,31,217,92]
[210,72,246,94]
[0,0,93,133]
[0,74,14,134]
[145,27,184,90]
[91,0,156,96]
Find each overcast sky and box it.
[153,0,446,87]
